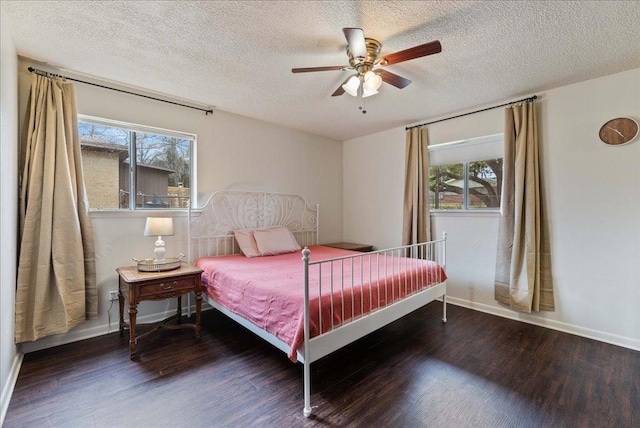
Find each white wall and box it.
[343,127,406,250]
[344,68,640,350]
[0,11,20,423]
[17,59,343,353]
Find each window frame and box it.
[428,134,503,213]
[78,114,197,212]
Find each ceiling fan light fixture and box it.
[362,87,378,98]
[363,70,382,91]
[342,75,360,97]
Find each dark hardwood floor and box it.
[5,302,639,427]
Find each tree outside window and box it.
[430,158,502,210]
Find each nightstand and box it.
[324,242,374,252]
[116,264,203,360]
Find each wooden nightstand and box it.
[116,264,203,360]
[324,242,374,252]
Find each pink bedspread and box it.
[196,245,446,361]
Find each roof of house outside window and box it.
[80,138,128,153]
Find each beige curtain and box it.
[15,74,97,343]
[495,101,554,312]
[402,127,430,245]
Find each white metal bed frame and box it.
[188,190,447,417]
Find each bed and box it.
[188,190,448,417]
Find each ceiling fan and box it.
[292,28,442,98]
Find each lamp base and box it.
[154,236,166,262]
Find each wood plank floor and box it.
[5,302,639,427]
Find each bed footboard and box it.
[301,232,448,417]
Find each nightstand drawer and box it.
[137,276,195,298]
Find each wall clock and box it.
[598,117,639,146]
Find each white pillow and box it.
[253,226,301,256]
[233,229,261,258]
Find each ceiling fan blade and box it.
[292,66,345,73]
[343,27,366,59]
[332,85,345,97]
[380,40,442,66]
[377,69,412,89]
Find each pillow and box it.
[233,229,261,258]
[253,226,301,256]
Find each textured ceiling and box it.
[2,1,640,141]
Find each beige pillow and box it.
[232,229,261,258]
[253,226,301,256]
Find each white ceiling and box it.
[2,1,640,141]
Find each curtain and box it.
[402,127,430,245]
[495,101,554,312]
[15,74,97,343]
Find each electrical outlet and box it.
[109,290,120,301]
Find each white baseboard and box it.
[446,296,640,352]
[1,352,24,426]
[13,297,638,376]
[20,305,207,354]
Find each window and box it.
[430,159,502,210]
[78,116,195,210]
[428,134,503,211]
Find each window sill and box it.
[430,210,500,218]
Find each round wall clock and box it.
[598,117,639,146]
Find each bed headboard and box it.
[188,190,319,261]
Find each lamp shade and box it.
[144,217,174,237]
[362,88,378,98]
[342,75,360,97]
[363,71,382,92]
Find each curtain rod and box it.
[405,95,537,131]
[27,66,214,116]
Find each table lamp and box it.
[144,217,174,262]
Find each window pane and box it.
[78,122,130,209]
[468,159,502,209]
[429,163,464,210]
[135,132,191,209]
[79,119,193,210]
